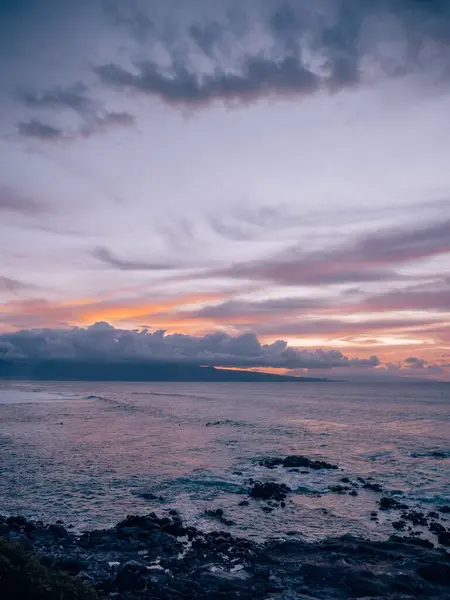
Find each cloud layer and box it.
[0,322,379,370]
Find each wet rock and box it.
[379,496,408,511]
[138,491,164,502]
[392,520,407,531]
[282,455,338,469]
[430,522,446,536]
[259,457,284,469]
[363,481,383,492]
[259,455,338,470]
[438,531,450,546]
[205,508,224,519]
[341,477,351,483]
[401,510,428,527]
[238,500,250,507]
[249,481,290,502]
[4,512,450,599]
[439,505,450,514]
[348,490,358,496]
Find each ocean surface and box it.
[1,380,449,542]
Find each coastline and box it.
[2,454,450,599]
[2,507,450,599]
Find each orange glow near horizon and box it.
[1,290,449,378]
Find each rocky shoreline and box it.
[2,455,450,599]
[1,510,450,599]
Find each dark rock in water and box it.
[401,510,428,527]
[428,511,440,519]
[328,484,350,494]
[249,481,290,502]
[363,481,383,492]
[439,505,450,514]
[205,508,224,519]
[430,522,446,535]
[348,490,358,496]
[259,457,284,469]
[259,455,338,470]
[392,520,407,531]
[205,508,234,526]
[283,455,338,469]
[238,500,250,507]
[379,496,408,511]
[341,477,351,483]
[138,491,164,502]
[438,531,450,546]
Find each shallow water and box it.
[0,380,449,541]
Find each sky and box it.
[0,0,450,380]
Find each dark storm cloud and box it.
[93,246,178,271]
[6,0,450,132]
[204,219,450,286]
[0,321,380,369]
[92,0,450,108]
[95,55,319,107]
[0,185,46,214]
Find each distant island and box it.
[0,359,328,383]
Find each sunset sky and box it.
[1,0,450,380]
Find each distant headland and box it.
[0,359,329,383]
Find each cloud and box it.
[16,80,135,141]
[0,185,47,215]
[79,111,135,138]
[0,276,32,295]
[92,0,450,109]
[364,283,450,313]
[17,119,65,141]
[0,321,381,370]
[17,82,96,116]
[92,246,179,271]
[95,55,319,108]
[17,112,135,142]
[203,218,450,286]
[404,356,427,368]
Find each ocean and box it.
[1,380,449,542]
